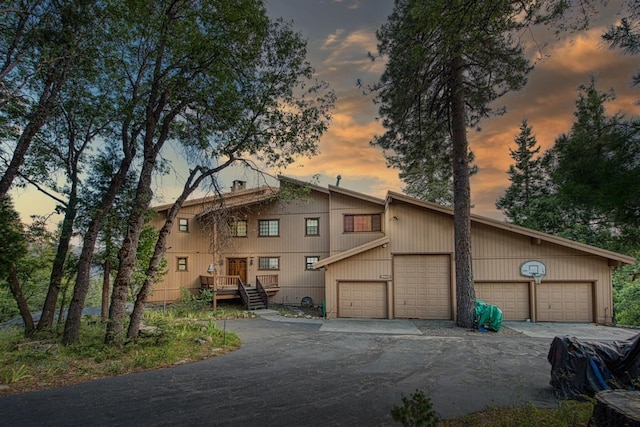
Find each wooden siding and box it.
[472,222,613,324]
[323,245,391,318]
[149,189,330,306]
[329,191,385,255]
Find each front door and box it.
[227,258,248,284]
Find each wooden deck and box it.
[200,275,279,310]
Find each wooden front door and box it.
[227,258,247,284]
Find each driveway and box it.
[0,316,637,426]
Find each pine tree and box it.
[496,118,546,224]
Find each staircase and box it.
[240,285,267,310]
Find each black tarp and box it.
[548,333,640,399]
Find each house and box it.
[149,177,634,324]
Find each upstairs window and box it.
[344,214,382,233]
[305,218,319,236]
[231,220,248,237]
[258,257,280,270]
[258,219,279,237]
[305,256,320,270]
[178,218,189,232]
[177,257,188,271]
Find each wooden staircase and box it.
[239,283,268,310]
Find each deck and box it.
[199,274,280,310]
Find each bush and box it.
[390,389,439,427]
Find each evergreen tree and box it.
[496,118,545,224]
[370,0,593,328]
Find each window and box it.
[305,256,319,270]
[231,220,248,237]
[344,214,382,233]
[258,219,279,237]
[177,257,188,271]
[258,257,279,270]
[305,218,319,236]
[178,218,189,232]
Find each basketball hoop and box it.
[520,260,547,284]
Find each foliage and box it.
[440,401,594,426]
[603,1,640,86]
[390,389,439,427]
[370,0,578,328]
[496,118,547,224]
[613,256,640,325]
[0,306,241,396]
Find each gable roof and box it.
[328,184,385,206]
[386,191,635,265]
[313,236,390,269]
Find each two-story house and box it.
[149,176,634,324]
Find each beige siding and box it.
[150,189,330,306]
[387,202,454,254]
[329,192,385,255]
[472,223,613,324]
[323,245,391,318]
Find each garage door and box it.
[475,282,530,321]
[537,282,593,322]
[338,282,387,318]
[394,255,451,319]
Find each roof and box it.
[153,175,329,217]
[386,191,636,265]
[313,236,390,269]
[328,184,385,206]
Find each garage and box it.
[394,255,451,319]
[536,282,594,322]
[475,282,530,321]
[338,281,387,318]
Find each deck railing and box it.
[256,274,278,288]
[255,277,270,309]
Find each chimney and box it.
[231,180,246,192]
[335,175,342,187]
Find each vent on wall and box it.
[231,180,246,192]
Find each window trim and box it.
[258,219,279,237]
[178,218,189,232]
[305,256,320,270]
[176,256,188,272]
[258,256,280,271]
[305,217,320,236]
[231,219,248,237]
[343,213,382,233]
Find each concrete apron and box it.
[256,310,640,340]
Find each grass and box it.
[0,302,248,396]
[439,401,594,426]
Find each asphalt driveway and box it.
[0,316,637,426]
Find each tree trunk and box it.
[106,154,156,346]
[7,266,35,336]
[63,147,135,345]
[37,190,78,331]
[126,163,233,339]
[450,56,475,329]
[101,259,111,321]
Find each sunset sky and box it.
[262,0,640,220]
[10,0,640,223]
